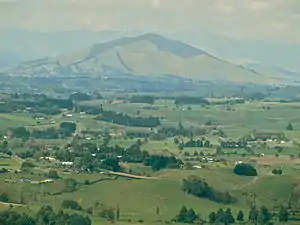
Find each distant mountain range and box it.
[4,33,275,84]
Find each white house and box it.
[62,162,73,166]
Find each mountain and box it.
[165,31,300,74]
[5,33,272,84]
[244,63,300,82]
[0,29,142,66]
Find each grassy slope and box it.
[0,165,297,223]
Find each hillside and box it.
[244,62,300,83]
[5,33,272,84]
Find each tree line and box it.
[95,110,161,127]
[174,204,289,224]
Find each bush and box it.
[48,170,59,179]
[272,169,283,175]
[0,168,8,173]
[0,192,9,202]
[60,122,76,133]
[21,161,35,171]
[233,163,257,176]
[63,178,78,192]
[61,199,82,211]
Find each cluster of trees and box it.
[233,163,258,176]
[52,140,182,172]
[208,208,236,224]
[95,110,161,127]
[220,139,247,149]
[0,205,91,225]
[212,98,245,105]
[174,206,199,224]
[8,122,76,141]
[69,92,92,102]
[144,155,183,171]
[174,205,289,224]
[61,199,82,211]
[181,139,212,148]
[250,131,287,142]
[182,175,236,204]
[74,104,103,115]
[248,205,289,224]
[0,93,74,114]
[174,97,209,106]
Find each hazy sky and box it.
[1,0,300,44]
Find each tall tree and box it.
[224,208,235,225]
[258,206,271,224]
[286,123,294,131]
[209,211,216,224]
[236,210,244,223]
[278,206,289,223]
[248,206,258,224]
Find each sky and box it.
[0,0,300,44]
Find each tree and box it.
[156,206,160,215]
[224,208,235,225]
[68,214,91,225]
[258,206,271,224]
[63,178,78,192]
[286,123,293,131]
[61,199,82,211]
[176,206,188,223]
[36,205,56,225]
[175,206,198,224]
[216,146,223,155]
[185,208,199,224]
[174,137,180,144]
[236,210,244,223]
[272,169,283,175]
[60,122,76,133]
[209,212,216,224]
[0,192,9,202]
[100,207,115,222]
[182,175,236,204]
[278,206,289,223]
[116,204,120,220]
[21,161,35,171]
[248,206,258,224]
[233,163,257,176]
[100,157,121,172]
[47,170,59,179]
[179,142,185,150]
[216,208,224,223]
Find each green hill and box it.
[6,33,273,84]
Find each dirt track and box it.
[108,171,160,180]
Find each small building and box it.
[62,162,73,166]
[235,161,243,165]
[193,165,202,169]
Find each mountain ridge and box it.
[4,33,273,84]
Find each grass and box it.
[0,157,21,170]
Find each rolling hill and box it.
[5,33,273,84]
